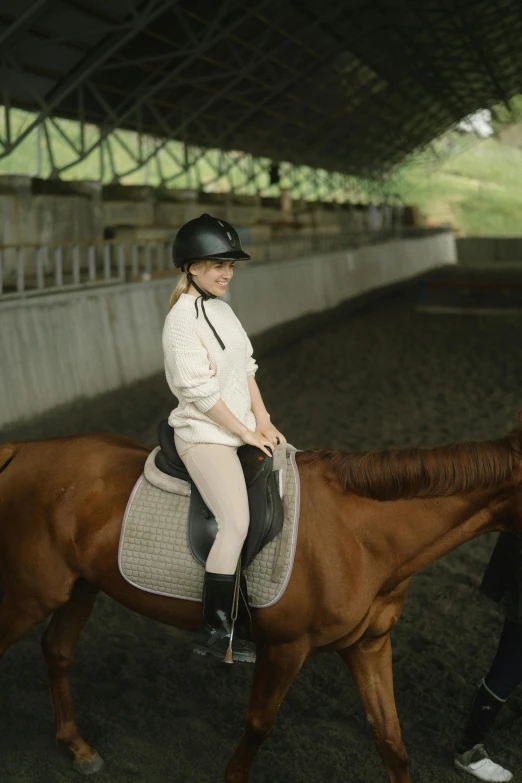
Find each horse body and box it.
[0,431,520,783]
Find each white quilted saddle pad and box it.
[118,444,300,608]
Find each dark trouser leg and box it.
[454,619,522,781]
[456,679,506,755]
[457,619,522,753]
[484,619,522,700]
[454,679,513,781]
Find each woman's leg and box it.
[174,435,250,574]
[174,434,254,662]
[455,619,522,781]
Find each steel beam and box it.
[0,0,58,55]
[439,0,512,111]
[0,0,183,157]
[53,0,274,171]
[89,0,349,179]
[0,0,520,186]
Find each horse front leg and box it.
[226,640,307,783]
[41,579,104,775]
[339,633,410,783]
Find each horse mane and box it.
[299,429,522,500]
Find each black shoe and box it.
[193,572,256,664]
[455,679,506,756]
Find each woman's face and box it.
[190,261,235,297]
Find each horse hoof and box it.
[73,753,105,776]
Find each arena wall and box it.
[457,236,522,265]
[0,231,456,430]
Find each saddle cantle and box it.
[155,419,284,568]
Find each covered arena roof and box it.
[1,0,522,178]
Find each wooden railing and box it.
[0,227,446,300]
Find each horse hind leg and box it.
[41,579,104,776]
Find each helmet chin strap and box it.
[187,271,226,350]
[188,273,215,301]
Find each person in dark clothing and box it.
[454,532,522,782]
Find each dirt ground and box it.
[2,271,522,783]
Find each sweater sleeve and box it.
[245,332,258,377]
[163,320,221,413]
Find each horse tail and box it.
[0,442,18,475]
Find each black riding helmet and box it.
[172,214,250,352]
[172,213,250,269]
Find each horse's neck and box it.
[388,486,513,586]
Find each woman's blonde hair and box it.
[169,261,216,309]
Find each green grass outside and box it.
[393,134,522,235]
[2,107,522,234]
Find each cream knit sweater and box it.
[163,292,258,447]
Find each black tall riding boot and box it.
[193,572,256,664]
[454,679,512,781]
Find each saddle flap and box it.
[241,469,284,568]
[188,484,218,565]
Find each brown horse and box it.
[1,424,522,783]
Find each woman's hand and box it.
[256,421,287,449]
[240,428,275,457]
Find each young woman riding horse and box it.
[3,313,522,779]
[165,213,286,663]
